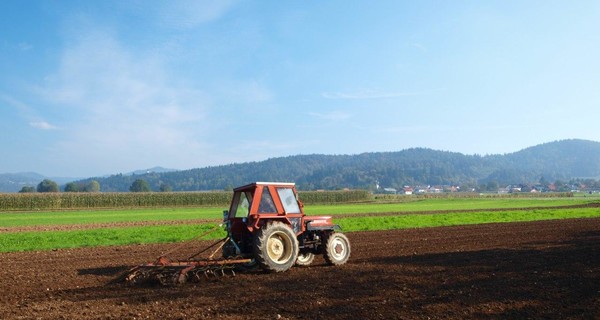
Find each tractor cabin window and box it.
[277,188,301,214]
[231,191,252,217]
[258,187,277,213]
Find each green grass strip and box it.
[338,208,600,232]
[1,207,600,253]
[1,198,595,228]
[0,224,226,252]
[309,198,595,216]
[0,207,222,228]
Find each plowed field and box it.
[1,218,599,319]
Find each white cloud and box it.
[1,93,56,129]
[29,121,58,130]
[37,30,211,173]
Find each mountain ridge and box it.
[76,139,600,192]
[3,139,599,192]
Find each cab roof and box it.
[233,182,295,192]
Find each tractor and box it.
[124,182,351,285]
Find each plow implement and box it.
[122,225,253,286]
[124,256,252,286]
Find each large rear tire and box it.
[254,221,299,272]
[323,232,351,266]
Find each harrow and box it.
[123,226,253,286]
[124,255,252,286]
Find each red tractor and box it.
[125,182,351,285]
[223,182,351,272]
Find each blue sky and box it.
[1,1,599,177]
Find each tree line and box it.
[19,179,156,193]
[20,139,600,193]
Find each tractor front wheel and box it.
[295,252,315,266]
[323,232,351,266]
[254,221,299,272]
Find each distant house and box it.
[403,186,413,195]
[497,187,509,194]
[415,186,428,194]
[429,186,442,193]
[383,188,397,194]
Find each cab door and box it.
[274,186,304,234]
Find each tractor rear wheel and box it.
[323,232,351,266]
[254,221,299,272]
[296,252,315,266]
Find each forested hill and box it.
[70,139,600,192]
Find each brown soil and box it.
[1,218,599,319]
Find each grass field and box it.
[1,197,599,252]
[0,197,593,228]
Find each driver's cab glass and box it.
[277,188,300,214]
[258,187,277,213]
[230,191,253,218]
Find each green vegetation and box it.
[1,197,599,253]
[37,179,59,193]
[1,198,593,228]
[308,197,590,215]
[0,190,371,211]
[129,179,151,192]
[338,208,600,232]
[0,191,232,211]
[1,206,599,253]
[0,224,224,252]
[0,208,219,228]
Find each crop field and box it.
[0,197,599,318]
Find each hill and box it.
[72,139,600,192]
[0,173,77,193]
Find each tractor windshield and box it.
[230,191,253,218]
[277,188,301,214]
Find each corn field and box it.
[0,190,372,211]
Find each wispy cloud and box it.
[151,0,236,30]
[308,111,351,121]
[224,80,273,103]
[36,30,211,172]
[1,93,56,129]
[29,121,58,130]
[321,89,423,100]
[410,42,428,53]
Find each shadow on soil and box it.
[61,230,599,319]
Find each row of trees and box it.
[18,179,168,193]
[20,176,600,194]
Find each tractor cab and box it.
[223,182,306,257]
